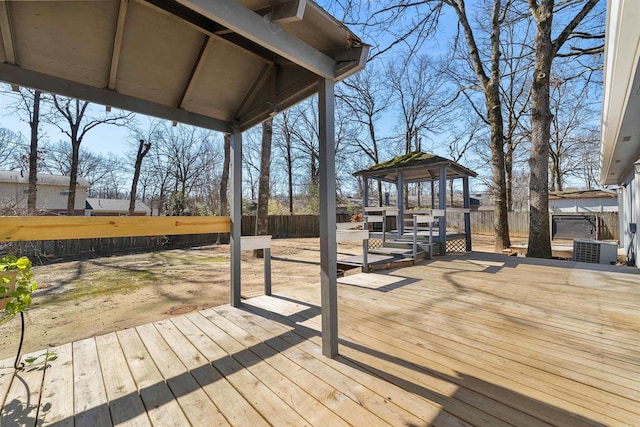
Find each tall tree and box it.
[274,111,298,215]
[216,133,231,244]
[527,0,601,257]
[48,96,132,215]
[445,0,512,250]
[338,66,392,206]
[255,118,273,258]
[3,87,45,214]
[129,138,152,215]
[0,128,25,170]
[26,91,42,215]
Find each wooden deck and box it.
[1,251,639,426]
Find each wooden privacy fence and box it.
[241,214,353,237]
[447,211,618,240]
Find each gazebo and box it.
[0,0,368,358]
[354,151,477,255]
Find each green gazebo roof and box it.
[353,151,477,183]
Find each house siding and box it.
[0,182,87,214]
[549,198,618,213]
[619,170,639,267]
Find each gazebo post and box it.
[463,176,472,251]
[318,78,338,358]
[431,180,435,208]
[397,172,405,235]
[230,126,242,307]
[439,166,447,255]
[363,177,369,208]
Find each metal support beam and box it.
[439,166,447,255]
[318,78,338,358]
[0,63,231,133]
[179,35,214,109]
[230,126,242,307]
[463,176,472,251]
[108,0,129,90]
[0,1,15,65]
[397,172,405,235]
[175,0,337,80]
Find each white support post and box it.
[463,176,472,251]
[318,78,338,358]
[412,215,418,260]
[362,217,369,274]
[230,126,242,307]
[362,177,369,208]
[264,248,272,295]
[240,236,272,295]
[439,166,447,255]
[397,172,405,235]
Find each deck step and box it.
[368,247,426,259]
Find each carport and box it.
[0,0,367,357]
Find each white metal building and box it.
[548,190,618,213]
[600,0,640,267]
[0,170,89,215]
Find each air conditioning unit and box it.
[573,239,617,264]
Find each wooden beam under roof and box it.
[233,63,273,120]
[108,0,129,90]
[0,62,231,133]
[175,0,337,80]
[178,35,214,109]
[0,0,16,65]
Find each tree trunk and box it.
[67,130,80,216]
[255,118,272,258]
[217,133,231,244]
[27,91,41,215]
[487,87,511,251]
[505,139,513,212]
[129,139,151,215]
[528,2,554,259]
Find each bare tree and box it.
[255,118,272,257]
[273,110,300,215]
[527,0,601,258]
[47,96,132,215]
[388,53,451,155]
[2,87,46,214]
[547,73,597,192]
[338,65,392,206]
[0,128,25,169]
[42,140,127,198]
[129,139,152,215]
[216,133,231,244]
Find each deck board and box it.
[0,251,638,426]
[38,344,74,426]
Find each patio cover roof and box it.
[0,0,368,358]
[353,151,477,184]
[0,0,367,132]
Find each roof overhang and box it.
[0,0,368,132]
[600,0,640,185]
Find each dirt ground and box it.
[0,235,500,360]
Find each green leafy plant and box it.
[1,255,37,324]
